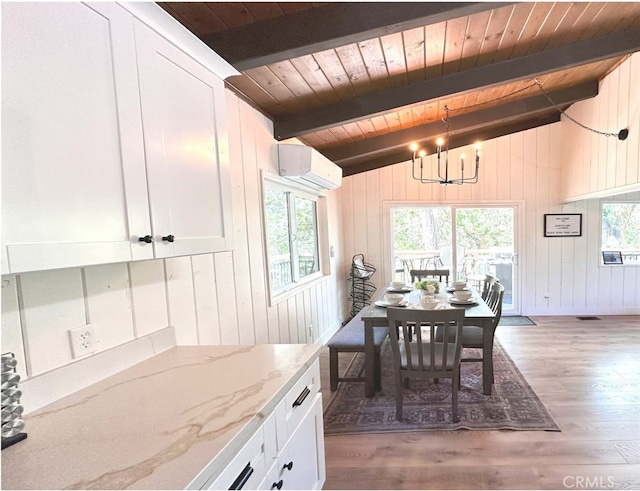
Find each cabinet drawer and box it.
[204,413,276,490]
[263,395,325,491]
[279,359,320,441]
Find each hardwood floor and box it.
[319,315,640,490]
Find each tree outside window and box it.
[265,184,319,291]
[601,202,640,264]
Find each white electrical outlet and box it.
[68,324,97,358]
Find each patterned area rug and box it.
[324,340,559,434]
[499,316,536,326]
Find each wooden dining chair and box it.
[386,307,465,422]
[437,282,505,386]
[410,269,450,285]
[481,274,498,300]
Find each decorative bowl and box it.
[419,298,439,309]
[453,290,472,301]
[384,293,404,305]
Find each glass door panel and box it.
[455,207,516,314]
[391,207,451,283]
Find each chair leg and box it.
[373,347,382,391]
[329,348,338,391]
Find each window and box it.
[264,181,320,294]
[601,202,640,265]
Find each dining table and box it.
[359,287,496,397]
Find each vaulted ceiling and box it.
[160,2,640,176]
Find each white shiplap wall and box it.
[339,124,640,317]
[1,92,347,412]
[562,52,640,200]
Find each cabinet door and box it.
[134,21,234,259]
[279,395,326,490]
[1,2,153,274]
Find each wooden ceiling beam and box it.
[322,81,598,165]
[274,28,640,139]
[202,3,509,71]
[340,114,562,177]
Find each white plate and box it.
[386,286,412,293]
[375,299,408,308]
[448,297,478,305]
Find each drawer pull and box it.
[138,235,153,244]
[162,234,175,242]
[271,480,283,490]
[292,387,310,408]
[283,461,293,471]
[229,462,253,490]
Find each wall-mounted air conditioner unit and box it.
[277,144,342,190]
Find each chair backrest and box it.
[410,269,450,284]
[485,282,505,326]
[387,307,464,375]
[481,274,498,300]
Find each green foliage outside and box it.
[392,207,513,252]
[601,203,640,250]
[265,187,290,258]
[264,187,319,289]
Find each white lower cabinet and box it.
[200,360,325,490]
[204,413,275,490]
[261,396,325,491]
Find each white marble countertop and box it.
[1,344,323,490]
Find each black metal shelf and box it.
[349,254,376,317]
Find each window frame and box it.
[599,200,640,268]
[262,172,329,306]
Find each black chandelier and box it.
[410,106,481,185]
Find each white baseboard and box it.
[523,307,640,316]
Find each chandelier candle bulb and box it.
[409,106,480,185]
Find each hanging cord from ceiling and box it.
[440,79,629,141]
[533,79,628,141]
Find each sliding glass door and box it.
[391,205,519,314]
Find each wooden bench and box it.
[327,315,389,391]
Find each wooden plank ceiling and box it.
[160,2,640,176]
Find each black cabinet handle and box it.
[229,462,253,490]
[292,387,310,408]
[162,235,175,243]
[283,461,293,471]
[271,480,283,490]
[138,235,153,244]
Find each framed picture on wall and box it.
[544,213,582,237]
[602,251,624,264]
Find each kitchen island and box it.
[1,344,324,490]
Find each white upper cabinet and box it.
[1,3,234,274]
[1,3,153,273]
[135,21,234,258]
